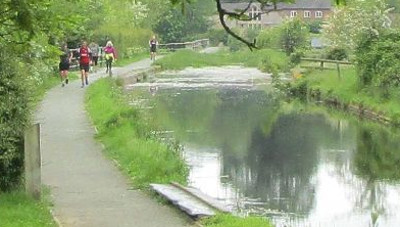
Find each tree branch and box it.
[216,0,258,50]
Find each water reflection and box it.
[132,77,400,227]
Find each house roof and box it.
[222,0,331,12]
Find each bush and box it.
[258,55,278,76]
[307,20,323,34]
[208,29,229,46]
[256,27,282,49]
[281,18,309,55]
[0,49,29,192]
[227,29,246,52]
[326,47,348,60]
[356,30,400,89]
[290,49,306,65]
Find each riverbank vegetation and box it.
[85,78,188,189]
[201,213,273,227]
[285,0,400,125]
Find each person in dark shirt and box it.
[149,35,158,61]
[59,44,72,87]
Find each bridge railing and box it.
[158,39,209,52]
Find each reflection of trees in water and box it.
[354,126,400,226]
[222,114,336,215]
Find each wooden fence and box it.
[300,58,353,79]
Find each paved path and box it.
[36,59,192,227]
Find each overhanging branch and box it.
[216,0,258,50]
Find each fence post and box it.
[336,63,341,80]
[24,123,41,200]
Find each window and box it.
[249,7,261,21]
[315,11,323,18]
[290,11,298,18]
[304,11,311,18]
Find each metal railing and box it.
[158,39,210,52]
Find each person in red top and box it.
[79,41,91,88]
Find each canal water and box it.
[127,67,400,227]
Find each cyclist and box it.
[104,41,117,76]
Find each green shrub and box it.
[307,20,323,34]
[356,30,400,89]
[281,18,309,55]
[290,49,306,65]
[326,47,348,60]
[208,29,229,46]
[227,29,246,52]
[258,55,278,76]
[256,27,281,49]
[0,49,29,192]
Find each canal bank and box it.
[285,66,400,126]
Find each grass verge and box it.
[85,78,188,189]
[289,66,400,123]
[201,213,274,227]
[154,49,289,73]
[114,52,149,67]
[0,191,56,227]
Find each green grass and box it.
[201,213,274,227]
[294,66,400,122]
[154,49,289,73]
[85,78,188,189]
[0,191,56,227]
[114,52,149,67]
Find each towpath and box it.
[36,58,193,227]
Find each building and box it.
[221,0,332,28]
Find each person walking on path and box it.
[79,41,91,88]
[149,35,158,61]
[89,41,99,72]
[59,44,72,87]
[104,41,117,76]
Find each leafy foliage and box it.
[153,0,213,42]
[280,18,309,55]
[0,49,29,191]
[324,0,392,51]
[326,47,348,60]
[355,29,400,90]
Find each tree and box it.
[280,18,309,55]
[324,0,392,51]
[153,1,213,43]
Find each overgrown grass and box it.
[154,49,289,73]
[85,78,188,189]
[201,213,274,227]
[292,66,400,122]
[0,191,56,227]
[114,52,149,67]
